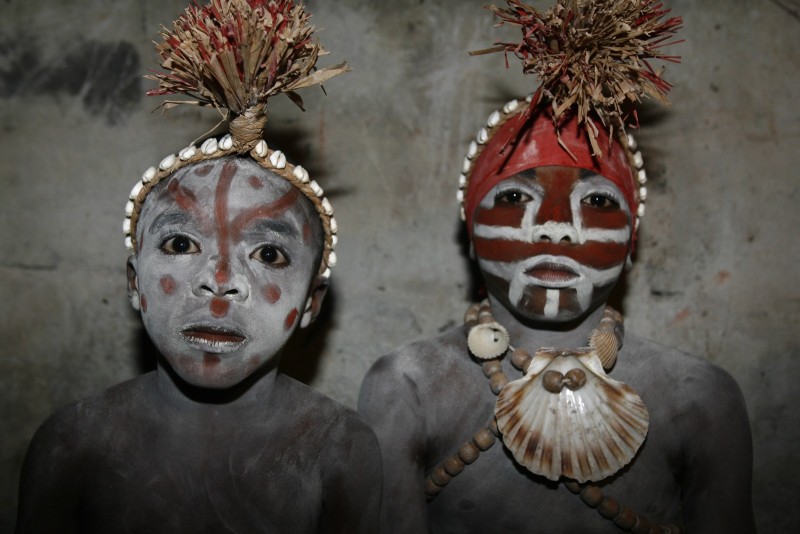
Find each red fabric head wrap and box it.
[463,106,637,242]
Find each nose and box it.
[532,221,579,243]
[531,190,578,243]
[192,256,250,301]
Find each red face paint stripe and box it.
[141,294,148,313]
[165,178,213,234]
[230,187,301,239]
[580,208,630,230]
[475,204,527,227]
[473,238,628,270]
[210,297,230,318]
[214,161,238,285]
[535,168,578,225]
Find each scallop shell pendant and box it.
[495,348,649,483]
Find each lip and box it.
[525,261,580,288]
[180,325,247,353]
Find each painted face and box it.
[472,166,632,322]
[131,157,323,389]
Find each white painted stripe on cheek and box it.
[473,223,528,240]
[544,289,559,318]
[581,227,631,243]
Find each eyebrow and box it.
[241,219,300,240]
[148,211,192,235]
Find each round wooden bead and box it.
[443,455,466,476]
[458,442,480,464]
[488,417,499,436]
[562,480,581,494]
[489,372,508,394]
[631,515,652,534]
[424,478,443,497]
[597,495,621,518]
[543,370,565,393]
[482,360,502,378]
[613,507,637,530]
[580,485,603,507]
[564,368,587,390]
[511,348,532,370]
[430,465,451,486]
[473,427,496,451]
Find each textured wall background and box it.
[1,0,797,531]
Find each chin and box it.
[166,353,263,390]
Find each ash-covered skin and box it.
[359,165,755,533]
[16,157,382,533]
[130,157,324,389]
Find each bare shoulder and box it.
[361,326,469,391]
[621,334,746,399]
[25,373,156,457]
[619,334,750,438]
[275,373,379,451]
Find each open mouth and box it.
[180,326,247,353]
[526,262,580,287]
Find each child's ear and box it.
[300,274,329,328]
[126,256,141,311]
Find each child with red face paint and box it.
[359,1,755,532]
[16,2,380,533]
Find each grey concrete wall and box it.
[1,0,797,530]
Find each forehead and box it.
[140,157,318,227]
[494,166,603,190]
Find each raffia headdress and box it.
[123,0,349,278]
[459,0,683,243]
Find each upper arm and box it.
[676,364,756,533]
[16,413,83,534]
[358,352,429,533]
[318,416,383,534]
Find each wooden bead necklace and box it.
[423,300,682,534]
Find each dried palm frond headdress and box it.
[459,0,682,243]
[123,0,348,278]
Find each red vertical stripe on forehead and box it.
[473,238,628,270]
[535,168,578,225]
[475,204,527,228]
[214,161,238,285]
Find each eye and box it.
[495,190,533,205]
[160,235,200,254]
[581,193,619,209]
[251,245,290,267]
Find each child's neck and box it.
[155,358,281,412]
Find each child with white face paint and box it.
[16,2,380,532]
[358,1,755,532]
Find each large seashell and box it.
[495,348,649,483]
[467,322,509,360]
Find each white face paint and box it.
[471,167,632,323]
[130,157,323,389]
